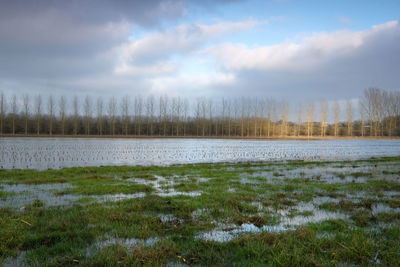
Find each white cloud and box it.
[149,72,236,96]
[208,20,399,72]
[115,19,263,68]
[114,61,180,76]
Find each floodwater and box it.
[1,138,400,170]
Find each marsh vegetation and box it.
[1,157,400,266]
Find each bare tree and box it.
[173,97,182,136]
[362,88,384,136]
[73,96,79,135]
[121,95,130,135]
[265,99,273,137]
[200,97,207,136]
[382,90,397,137]
[145,95,154,136]
[394,92,400,136]
[333,101,340,137]
[258,99,266,137]
[306,101,314,137]
[280,101,289,137]
[194,98,201,136]
[134,95,143,135]
[233,99,239,136]
[84,95,91,135]
[59,96,66,135]
[10,94,18,135]
[96,97,104,135]
[346,99,353,136]
[360,89,373,136]
[240,98,245,137]
[296,103,303,136]
[48,95,54,135]
[245,99,251,137]
[23,94,30,135]
[1,91,397,138]
[320,101,328,137]
[0,92,5,134]
[158,96,163,136]
[253,98,259,137]
[108,97,116,135]
[358,99,365,137]
[35,95,42,135]
[183,98,188,136]
[220,98,226,136]
[208,99,213,136]
[227,99,232,137]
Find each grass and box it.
[0,156,400,266]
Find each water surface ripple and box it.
[1,138,399,170]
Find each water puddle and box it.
[197,223,291,242]
[95,192,146,202]
[158,214,183,224]
[239,177,262,185]
[86,236,160,257]
[371,203,400,216]
[277,202,348,226]
[0,183,146,210]
[127,175,202,197]
[3,251,27,267]
[0,183,80,209]
[165,262,190,267]
[197,196,349,243]
[197,177,212,183]
[157,191,202,197]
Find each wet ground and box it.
[1,137,400,169]
[1,157,400,266]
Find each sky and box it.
[0,0,399,104]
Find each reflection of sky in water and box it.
[1,138,400,170]
[0,183,146,210]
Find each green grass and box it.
[0,156,400,266]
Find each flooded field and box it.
[1,137,400,170]
[1,157,400,266]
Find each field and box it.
[1,157,400,266]
[2,137,400,170]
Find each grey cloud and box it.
[177,33,400,101]
[0,0,184,27]
[207,21,400,102]
[0,0,240,27]
[0,0,241,82]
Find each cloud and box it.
[149,72,236,96]
[209,21,399,72]
[115,19,262,70]
[0,1,398,104]
[0,0,241,28]
[0,1,185,28]
[114,61,180,76]
[0,0,245,80]
[196,20,400,102]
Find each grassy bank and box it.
[1,157,400,266]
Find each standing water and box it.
[1,137,400,170]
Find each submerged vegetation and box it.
[1,157,400,266]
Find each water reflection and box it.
[1,138,400,170]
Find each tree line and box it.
[0,88,399,137]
